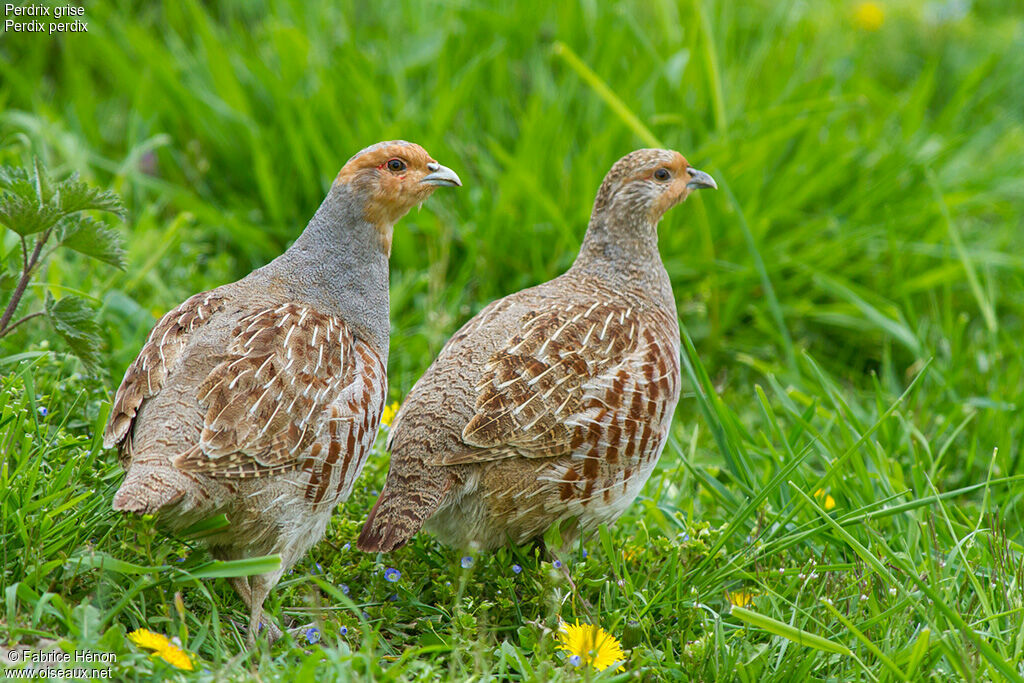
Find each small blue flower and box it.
[680,532,690,542]
[362,611,371,620]
[384,568,401,583]
[314,562,323,574]
[553,559,563,569]
[174,556,186,563]
[569,654,582,666]
[37,406,48,416]
[388,593,398,602]
[342,543,350,551]
[305,627,320,644]
[512,564,522,574]
[461,556,474,569]
[340,626,348,635]
[340,583,350,595]
[581,548,588,559]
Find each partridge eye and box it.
[654,168,671,182]
[386,158,406,173]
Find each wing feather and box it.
[174,303,360,478]
[432,300,676,466]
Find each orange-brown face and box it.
[635,152,716,219]
[597,148,717,221]
[647,153,693,217]
[334,140,461,230]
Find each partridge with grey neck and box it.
[105,141,460,644]
[358,148,715,553]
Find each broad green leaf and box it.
[731,607,852,656]
[0,192,62,236]
[56,176,126,216]
[66,551,161,575]
[0,165,31,189]
[0,176,36,201]
[44,293,104,373]
[175,555,281,580]
[59,215,127,269]
[542,518,564,550]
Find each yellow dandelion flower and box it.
[727,590,757,608]
[852,2,885,31]
[381,401,400,427]
[557,620,626,672]
[128,628,171,651]
[127,629,194,671]
[814,489,837,511]
[154,643,194,671]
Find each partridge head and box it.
[333,141,462,253]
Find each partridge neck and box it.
[256,183,391,355]
[572,206,674,305]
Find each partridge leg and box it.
[245,572,283,646]
[231,575,283,645]
[229,576,252,605]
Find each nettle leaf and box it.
[57,176,126,217]
[2,177,38,200]
[0,192,62,236]
[0,165,31,190]
[59,215,127,269]
[45,292,105,374]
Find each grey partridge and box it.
[358,148,715,553]
[104,141,460,643]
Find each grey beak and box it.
[686,168,717,190]
[421,162,462,187]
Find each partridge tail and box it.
[112,464,189,514]
[357,473,450,553]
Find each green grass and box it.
[2,0,1024,679]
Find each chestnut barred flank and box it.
[175,304,356,478]
[456,299,679,465]
[299,343,386,510]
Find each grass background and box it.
[2,0,1023,679]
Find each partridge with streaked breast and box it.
[104,141,460,643]
[358,148,715,553]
